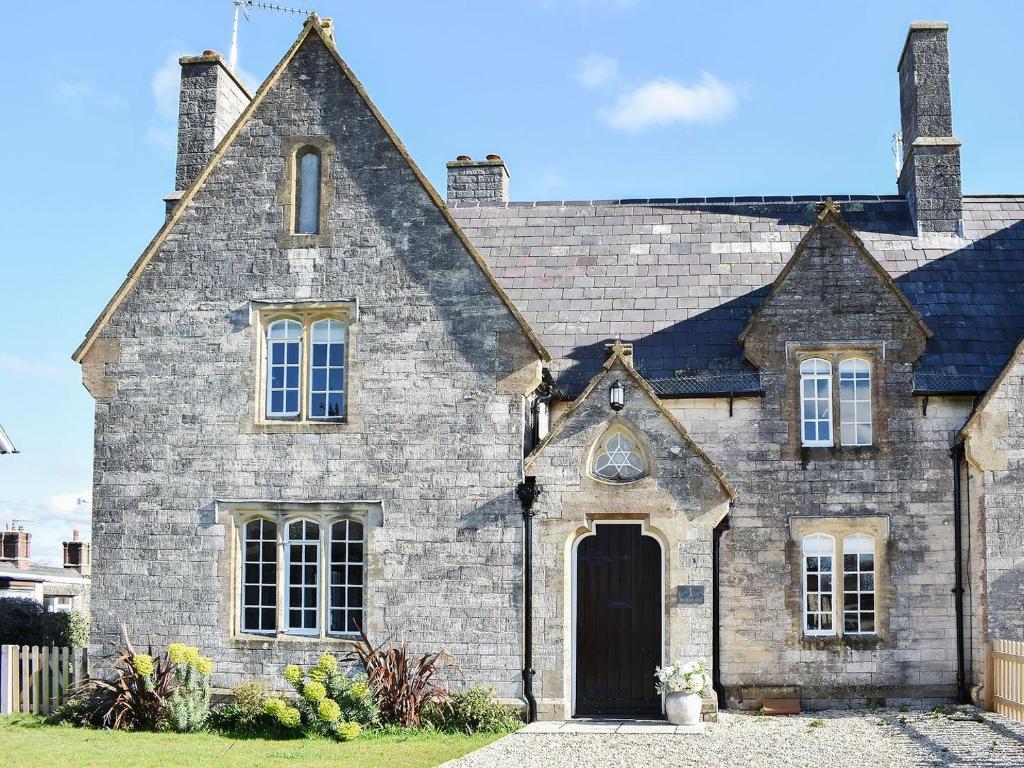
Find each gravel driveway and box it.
[444,707,1024,768]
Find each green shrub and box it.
[233,680,270,724]
[423,686,523,734]
[281,653,376,740]
[0,598,88,648]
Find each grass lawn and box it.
[0,716,503,768]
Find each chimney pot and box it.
[485,154,501,161]
[456,154,472,161]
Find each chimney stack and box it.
[1,523,31,569]
[897,21,962,236]
[446,155,510,206]
[63,530,92,577]
[164,50,252,217]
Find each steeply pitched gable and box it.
[73,14,547,365]
[739,200,931,367]
[527,341,735,501]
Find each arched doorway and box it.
[574,522,662,717]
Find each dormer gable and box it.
[739,200,931,368]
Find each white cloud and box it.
[152,53,185,120]
[602,73,737,132]
[0,353,64,377]
[577,55,619,88]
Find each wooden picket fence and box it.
[0,645,88,716]
[988,639,1024,723]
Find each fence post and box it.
[20,645,29,713]
[0,645,12,715]
[985,641,995,712]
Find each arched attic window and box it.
[295,148,321,234]
[591,426,648,482]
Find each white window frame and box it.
[800,358,833,447]
[309,318,347,421]
[241,517,278,635]
[284,519,321,636]
[328,519,365,635]
[842,534,876,635]
[266,319,303,419]
[802,533,836,636]
[839,358,873,447]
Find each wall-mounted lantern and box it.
[609,380,625,411]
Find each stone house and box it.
[0,525,91,615]
[74,16,1024,717]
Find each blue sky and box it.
[3,0,1024,563]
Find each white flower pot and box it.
[665,691,702,726]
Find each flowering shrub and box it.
[163,644,213,733]
[281,653,376,739]
[654,658,712,696]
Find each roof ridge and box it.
[449,195,908,209]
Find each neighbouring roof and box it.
[0,564,87,583]
[452,195,1024,397]
[0,424,16,454]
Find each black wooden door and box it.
[575,523,662,717]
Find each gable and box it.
[527,345,734,503]
[739,203,931,367]
[73,15,546,366]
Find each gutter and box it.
[950,442,969,704]
[516,478,542,722]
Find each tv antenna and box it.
[230,0,315,70]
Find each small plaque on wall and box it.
[676,585,705,605]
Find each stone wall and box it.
[84,34,538,695]
[526,359,731,719]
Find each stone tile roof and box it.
[452,196,1024,396]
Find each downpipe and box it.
[950,442,969,704]
[516,478,542,722]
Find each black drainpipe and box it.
[516,477,542,722]
[712,509,731,708]
[950,442,969,704]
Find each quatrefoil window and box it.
[592,430,647,482]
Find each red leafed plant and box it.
[348,625,458,727]
[68,625,175,730]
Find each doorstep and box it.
[520,719,706,735]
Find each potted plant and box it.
[655,658,712,726]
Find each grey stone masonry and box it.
[897,22,962,235]
[447,157,510,205]
[173,52,251,197]
[84,31,539,695]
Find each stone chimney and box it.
[1,523,31,569]
[62,530,92,577]
[897,21,962,236]
[164,50,252,217]
[446,155,510,205]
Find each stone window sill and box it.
[800,634,883,651]
[227,633,359,651]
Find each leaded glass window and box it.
[839,358,872,446]
[296,149,321,234]
[843,534,876,634]
[592,430,647,482]
[310,319,346,419]
[286,519,320,635]
[266,319,302,418]
[329,520,364,635]
[241,519,277,634]
[800,358,833,447]
[803,533,835,635]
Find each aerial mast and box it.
[229,0,315,71]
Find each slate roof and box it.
[451,196,1024,397]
